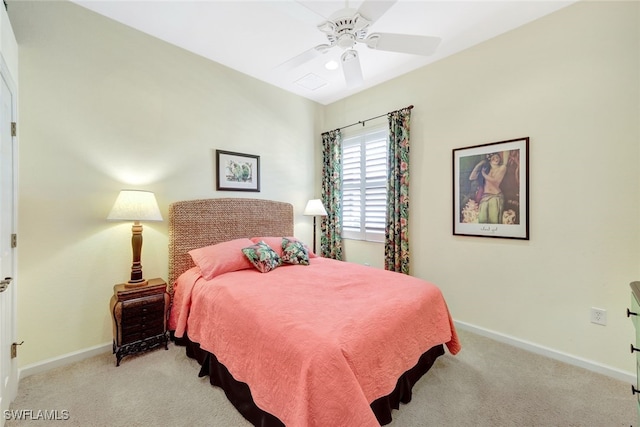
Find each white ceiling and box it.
[72,0,577,105]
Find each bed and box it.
[167,198,461,427]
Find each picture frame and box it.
[452,137,529,240]
[216,150,260,192]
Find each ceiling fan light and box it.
[337,33,356,49]
[325,60,339,70]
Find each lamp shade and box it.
[303,199,327,216]
[107,190,163,222]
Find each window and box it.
[342,126,388,242]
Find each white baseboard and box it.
[454,320,635,384]
[18,342,112,380]
[17,324,636,385]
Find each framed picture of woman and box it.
[452,137,529,239]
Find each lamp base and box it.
[124,279,148,289]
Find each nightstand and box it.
[110,278,170,366]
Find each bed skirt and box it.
[172,333,445,426]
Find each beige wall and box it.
[325,1,640,375]
[9,1,321,367]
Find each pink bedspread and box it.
[169,258,460,427]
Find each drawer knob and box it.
[631,344,640,353]
[633,385,640,395]
[628,308,638,317]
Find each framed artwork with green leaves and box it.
[216,150,260,192]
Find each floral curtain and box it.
[320,129,344,260]
[385,107,412,274]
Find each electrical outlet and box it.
[590,307,607,326]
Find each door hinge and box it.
[11,341,23,359]
[11,122,16,137]
[11,233,16,248]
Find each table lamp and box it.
[303,199,327,254]
[107,190,163,288]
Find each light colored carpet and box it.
[6,329,635,426]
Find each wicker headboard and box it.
[168,198,294,291]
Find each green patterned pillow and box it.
[281,237,310,266]
[242,241,282,273]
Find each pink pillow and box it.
[189,238,255,280]
[251,236,317,258]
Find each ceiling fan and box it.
[278,0,441,89]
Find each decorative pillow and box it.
[188,238,255,280]
[281,237,310,265]
[250,237,284,257]
[303,246,317,259]
[242,241,282,273]
[289,237,317,258]
[250,236,317,258]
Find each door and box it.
[0,67,16,425]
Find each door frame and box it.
[0,47,18,426]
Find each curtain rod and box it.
[335,104,414,132]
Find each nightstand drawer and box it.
[121,315,164,332]
[121,312,164,330]
[121,294,165,317]
[122,321,165,343]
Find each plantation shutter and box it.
[342,127,388,242]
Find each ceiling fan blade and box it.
[365,33,441,56]
[357,0,397,23]
[341,50,363,89]
[274,44,331,72]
